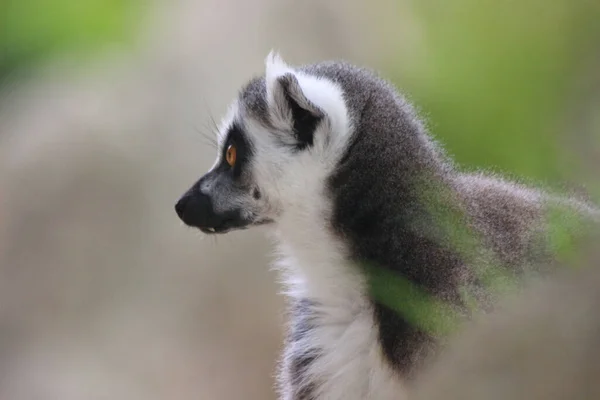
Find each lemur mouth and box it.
[198,225,245,235]
[198,218,274,235]
[198,219,247,235]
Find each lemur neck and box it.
[272,207,370,308]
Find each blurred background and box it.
[0,0,599,399]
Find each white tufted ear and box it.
[263,51,351,152]
[265,51,293,97]
[264,51,324,132]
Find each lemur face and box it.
[175,52,352,234]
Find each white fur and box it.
[272,183,407,400]
[216,99,239,148]
[205,99,240,174]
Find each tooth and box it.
[207,227,215,232]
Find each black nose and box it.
[174,195,189,221]
[175,190,214,228]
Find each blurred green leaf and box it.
[388,0,600,183]
[366,263,463,336]
[1,0,143,78]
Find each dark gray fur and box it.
[236,60,599,397]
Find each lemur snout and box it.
[175,180,248,234]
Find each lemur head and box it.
[175,51,436,234]
[175,51,360,234]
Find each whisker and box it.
[208,113,221,136]
[201,99,221,134]
[186,120,218,149]
[198,129,218,149]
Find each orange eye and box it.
[225,144,237,167]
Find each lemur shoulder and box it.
[175,52,600,400]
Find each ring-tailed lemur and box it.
[174,52,599,400]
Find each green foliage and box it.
[543,201,598,266]
[366,263,463,336]
[1,0,142,79]
[388,0,600,183]
[366,189,598,340]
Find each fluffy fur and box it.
[175,51,599,400]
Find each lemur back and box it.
[175,53,600,400]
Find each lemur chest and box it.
[275,252,406,400]
[272,208,407,399]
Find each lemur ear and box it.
[265,51,324,148]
